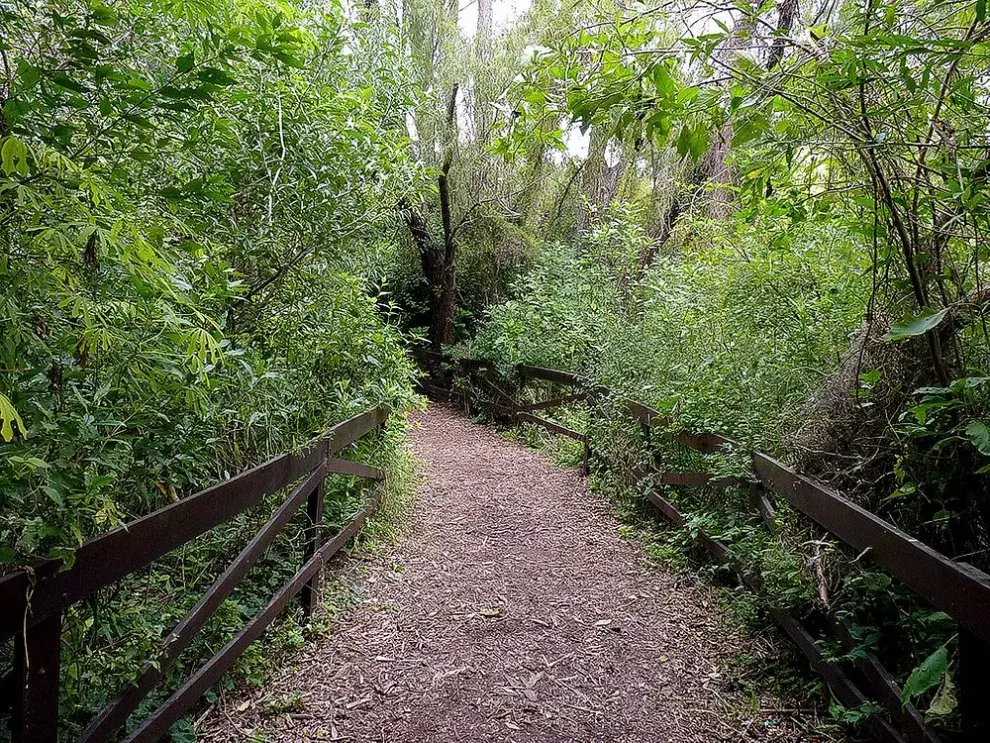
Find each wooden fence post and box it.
[300,479,325,617]
[12,613,61,742]
[583,393,598,476]
[959,628,990,742]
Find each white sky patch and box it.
[604,140,622,168]
[566,125,590,159]
[456,83,473,142]
[549,124,589,164]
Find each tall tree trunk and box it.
[477,0,492,41]
[767,0,799,71]
[435,148,457,348]
[400,197,455,350]
[472,0,494,142]
[400,85,460,351]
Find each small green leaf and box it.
[966,421,990,455]
[902,646,948,704]
[196,67,237,86]
[0,392,26,442]
[52,72,90,94]
[176,52,195,73]
[49,547,76,570]
[676,124,709,162]
[1,136,29,176]
[883,308,948,341]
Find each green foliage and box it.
[1,0,417,561]
[478,203,866,449]
[883,310,950,342]
[1,0,421,737]
[902,646,948,706]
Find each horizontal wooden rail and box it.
[619,396,990,643]
[646,481,908,742]
[655,472,743,489]
[769,607,904,743]
[517,412,587,442]
[516,364,584,386]
[638,476,904,743]
[472,398,517,418]
[78,464,330,742]
[123,484,384,743]
[1,406,389,743]
[751,452,990,643]
[0,408,385,638]
[516,392,589,412]
[326,458,385,480]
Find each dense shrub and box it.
[1,1,419,738]
[476,204,868,451]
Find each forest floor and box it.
[201,405,826,742]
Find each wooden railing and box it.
[0,407,389,742]
[418,352,990,743]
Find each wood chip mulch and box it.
[200,405,825,742]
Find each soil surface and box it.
[202,406,822,742]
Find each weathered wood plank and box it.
[124,485,385,743]
[77,464,328,743]
[301,479,325,618]
[472,398,517,419]
[517,412,587,442]
[641,482,905,743]
[769,608,904,743]
[655,472,743,489]
[11,613,61,743]
[750,452,990,644]
[629,395,990,644]
[0,408,386,638]
[749,484,780,532]
[959,629,990,741]
[623,399,664,425]
[517,392,589,412]
[517,365,583,386]
[325,458,385,481]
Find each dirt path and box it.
[204,406,819,742]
